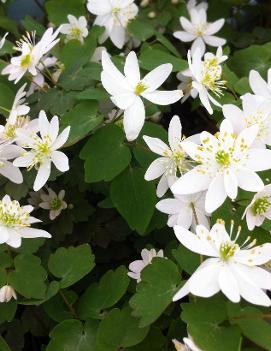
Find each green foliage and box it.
[45,0,86,25]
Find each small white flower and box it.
[128,248,164,282]
[173,0,226,55]
[173,221,271,306]
[171,119,271,213]
[0,116,39,145]
[87,0,138,49]
[28,189,46,208]
[144,116,196,197]
[2,28,61,83]
[223,94,271,148]
[0,195,51,248]
[173,337,202,351]
[243,184,271,231]
[156,192,210,230]
[60,15,88,44]
[0,285,17,303]
[177,68,198,103]
[249,68,271,101]
[0,143,24,184]
[8,83,30,124]
[0,32,8,50]
[101,51,183,141]
[187,46,227,114]
[39,188,67,220]
[13,111,70,191]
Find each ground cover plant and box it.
[0,0,271,350]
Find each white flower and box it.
[223,94,271,148]
[173,221,271,306]
[144,116,196,197]
[39,188,67,220]
[177,68,198,103]
[156,192,210,230]
[243,184,271,231]
[173,0,226,55]
[249,68,271,101]
[173,337,202,351]
[28,189,46,208]
[128,248,164,282]
[0,143,24,183]
[0,285,17,303]
[0,32,8,50]
[0,195,51,248]
[87,0,138,49]
[8,83,30,124]
[171,119,271,213]
[187,46,227,114]
[0,116,39,145]
[13,111,70,191]
[60,15,88,44]
[101,51,183,141]
[2,28,61,83]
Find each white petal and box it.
[205,174,227,213]
[87,0,112,16]
[191,37,206,56]
[235,243,271,266]
[245,149,271,171]
[218,265,240,303]
[48,116,59,143]
[51,151,69,172]
[245,209,257,231]
[156,173,169,197]
[101,71,130,96]
[180,16,194,32]
[110,24,126,49]
[19,227,51,239]
[123,97,145,141]
[203,35,226,47]
[0,226,10,244]
[205,19,225,35]
[176,207,193,229]
[222,104,245,133]
[173,31,196,42]
[173,280,190,301]
[224,170,238,199]
[249,70,270,98]
[234,264,271,290]
[124,51,140,87]
[168,115,182,151]
[144,157,167,181]
[171,167,210,195]
[34,161,51,191]
[142,90,182,105]
[39,110,50,139]
[6,229,21,248]
[0,162,23,184]
[111,93,136,110]
[52,126,70,150]
[156,198,185,215]
[236,168,264,192]
[13,153,34,167]
[142,64,173,92]
[143,136,169,156]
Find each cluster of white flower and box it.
[127,0,271,311]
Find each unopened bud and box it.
[0,285,17,303]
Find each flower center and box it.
[31,135,52,167]
[215,150,231,167]
[112,7,120,14]
[220,241,238,261]
[194,23,207,36]
[201,58,226,96]
[252,197,271,215]
[20,53,32,68]
[50,198,62,210]
[70,27,82,39]
[134,82,148,96]
[4,117,30,140]
[0,200,29,227]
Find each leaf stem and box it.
[59,290,80,320]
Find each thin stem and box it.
[231,312,271,321]
[0,105,10,113]
[59,290,80,320]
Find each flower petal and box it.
[168,115,182,151]
[142,64,173,92]
[171,167,210,195]
[245,149,271,171]
[205,19,225,35]
[203,35,226,47]
[236,168,264,192]
[205,174,227,213]
[144,157,167,181]
[142,90,182,105]
[124,51,140,87]
[224,170,238,199]
[249,70,270,98]
[143,135,169,156]
[173,31,196,42]
[33,161,51,191]
[218,265,240,303]
[123,96,145,141]
[51,151,69,172]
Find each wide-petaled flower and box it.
[187,46,227,114]
[8,83,30,124]
[0,194,51,248]
[87,0,138,49]
[173,221,271,306]
[60,15,88,44]
[144,116,195,197]
[173,0,226,55]
[156,192,210,230]
[243,184,271,231]
[101,51,183,140]
[223,93,271,148]
[39,188,67,220]
[13,111,70,191]
[2,28,61,83]
[0,143,24,183]
[173,337,202,351]
[171,119,271,213]
[0,285,17,303]
[249,68,271,101]
[128,248,164,282]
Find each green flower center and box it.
[31,135,52,168]
[201,58,226,96]
[71,27,82,39]
[215,150,231,167]
[20,54,32,68]
[0,200,29,227]
[112,7,120,13]
[252,197,271,215]
[220,241,238,261]
[134,82,148,96]
[50,198,62,210]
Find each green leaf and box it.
[0,82,15,118]
[48,244,95,289]
[128,18,154,41]
[96,307,149,351]
[172,245,199,275]
[80,125,131,183]
[110,167,156,234]
[0,300,17,323]
[8,254,47,299]
[22,16,45,36]
[234,77,250,95]
[130,258,179,327]
[45,0,86,25]
[0,337,11,351]
[0,16,19,37]
[229,306,271,351]
[76,88,108,101]
[139,45,187,72]
[47,319,99,351]
[78,266,130,319]
[61,101,102,147]
[43,290,78,322]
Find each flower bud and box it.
[0,285,17,303]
